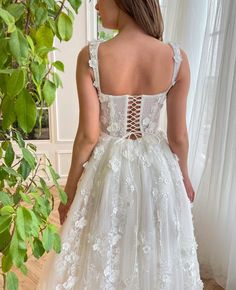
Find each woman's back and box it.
[95,36,178,96]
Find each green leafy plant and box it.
[0,128,67,289]
[0,0,82,288]
[0,0,82,133]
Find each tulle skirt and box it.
[37,130,203,290]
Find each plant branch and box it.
[24,7,31,35]
[3,272,6,290]
[25,159,42,193]
[54,0,66,20]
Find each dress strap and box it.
[166,42,183,93]
[88,39,102,94]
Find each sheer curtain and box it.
[163,0,236,289]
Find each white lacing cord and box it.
[114,96,143,143]
[127,96,141,127]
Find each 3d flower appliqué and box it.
[108,158,121,172]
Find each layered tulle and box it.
[37,130,203,290]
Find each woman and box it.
[37,0,204,289]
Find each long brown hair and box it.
[114,0,164,41]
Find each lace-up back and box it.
[88,39,183,140]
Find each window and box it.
[0,107,50,141]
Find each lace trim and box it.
[168,41,183,87]
[88,40,103,93]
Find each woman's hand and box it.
[58,200,73,225]
[183,176,195,203]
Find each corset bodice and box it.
[98,93,166,138]
[88,39,183,139]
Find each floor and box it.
[0,189,225,290]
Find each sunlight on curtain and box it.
[190,1,236,289]
[188,0,223,190]
[159,0,208,132]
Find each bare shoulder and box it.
[76,44,90,68]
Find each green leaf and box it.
[36,46,57,58]
[2,254,13,272]
[0,7,16,33]
[12,190,21,206]
[0,215,12,233]
[42,226,54,252]
[35,25,54,48]
[19,263,28,275]
[35,7,48,26]
[6,69,26,97]
[0,39,8,68]
[53,72,63,88]
[58,186,67,205]
[17,159,31,180]
[1,96,16,130]
[39,177,51,198]
[33,195,52,219]
[19,192,32,204]
[1,141,9,151]
[26,35,35,54]
[2,166,21,178]
[0,205,14,216]
[47,17,57,34]
[28,143,37,152]
[48,223,57,233]
[41,0,55,9]
[6,3,25,21]
[32,237,45,258]
[31,61,46,86]
[4,142,15,167]
[16,207,33,239]
[28,209,40,237]
[48,165,67,204]
[67,0,82,13]
[0,68,15,74]
[0,229,11,253]
[6,271,19,290]
[9,230,27,267]
[15,131,25,148]
[42,79,56,106]
[52,61,64,72]
[57,12,73,41]
[0,191,14,206]
[48,165,60,181]
[15,89,37,133]
[53,232,61,253]
[68,9,75,22]
[9,29,29,64]
[22,148,36,169]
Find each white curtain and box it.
[164,0,236,289]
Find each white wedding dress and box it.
[37,39,203,290]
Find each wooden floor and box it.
[0,189,224,290]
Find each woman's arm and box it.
[58,44,100,224]
[166,48,194,202]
